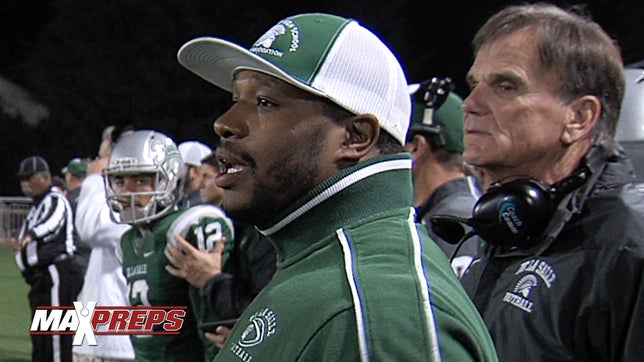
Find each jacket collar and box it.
[490,146,638,257]
[416,177,475,221]
[259,153,414,263]
[543,146,634,243]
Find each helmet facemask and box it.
[104,130,186,225]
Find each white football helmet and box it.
[104,130,186,224]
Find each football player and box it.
[104,130,234,361]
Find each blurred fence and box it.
[0,197,30,243]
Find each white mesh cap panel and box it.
[311,21,411,144]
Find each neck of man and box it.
[137,221,155,236]
[480,141,593,190]
[68,179,83,190]
[413,160,465,207]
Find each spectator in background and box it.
[178,140,212,208]
[198,152,225,206]
[61,158,88,209]
[61,157,91,273]
[14,155,84,362]
[177,12,497,361]
[51,174,68,196]
[165,152,277,349]
[73,125,136,361]
[459,4,644,361]
[404,78,481,277]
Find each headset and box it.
[408,77,454,147]
[431,165,590,250]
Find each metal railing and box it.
[0,197,31,243]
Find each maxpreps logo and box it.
[30,302,186,345]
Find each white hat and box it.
[177,13,411,144]
[178,141,212,167]
[616,66,644,141]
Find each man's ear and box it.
[404,134,431,162]
[339,114,380,161]
[562,95,601,145]
[188,166,198,179]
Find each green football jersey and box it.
[120,205,234,362]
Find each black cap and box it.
[17,156,50,178]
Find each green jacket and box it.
[215,154,498,361]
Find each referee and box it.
[15,155,85,362]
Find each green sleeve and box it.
[297,309,360,362]
[178,209,235,361]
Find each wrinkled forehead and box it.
[232,69,324,102]
[472,29,557,80]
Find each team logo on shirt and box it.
[239,308,276,347]
[229,308,276,361]
[502,258,557,313]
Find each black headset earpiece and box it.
[470,179,552,247]
[469,165,590,247]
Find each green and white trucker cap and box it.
[177,13,411,144]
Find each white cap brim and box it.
[177,37,326,98]
[407,83,421,94]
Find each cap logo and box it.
[251,20,300,58]
[254,24,286,49]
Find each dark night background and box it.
[1,0,642,196]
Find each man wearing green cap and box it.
[405,78,482,277]
[178,13,497,361]
[61,158,91,270]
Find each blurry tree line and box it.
[1,0,642,195]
